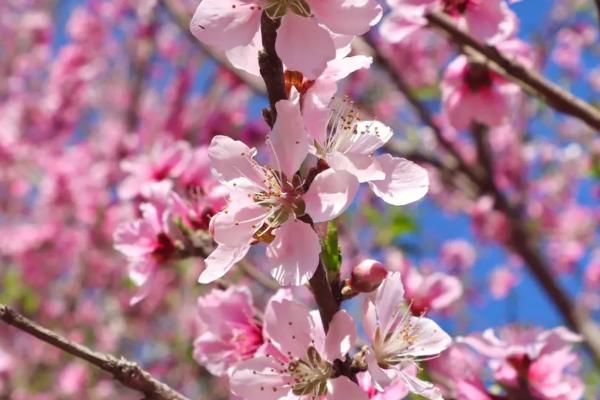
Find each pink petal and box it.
[402,317,452,358]
[328,376,368,400]
[198,244,250,284]
[379,6,427,43]
[225,30,262,76]
[210,201,267,246]
[190,0,262,50]
[304,169,359,223]
[276,14,336,79]
[267,220,321,286]
[229,357,290,400]
[398,371,444,400]
[269,100,309,178]
[309,0,382,35]
[208,135,265,191]
[265,298,315,358]
[325,310,357,361]
[368,154,429,206]
[326,151,385,183]
[374,272,406,336]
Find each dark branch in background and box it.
[364,28,600,366]
[258,13,287,127]
[0,304,190,400]
[126,10,157,131]
[595,0,600,29]
[425,10,600,131]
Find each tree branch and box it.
[425,10,600,131]
[309,262,340,332]
[258,12,288,127]
[0,304,190,400]
[595,0,600,28]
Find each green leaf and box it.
[591,157,600,180]
[363,205,417,246]
[320,222,342,274]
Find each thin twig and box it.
[425,10,600,131]
[0,304,190,400]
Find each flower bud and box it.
[349,259,388,293]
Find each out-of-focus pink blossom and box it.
[193,286,264,376]
[58,362,89,395]
[440,239,476,272]
[489,266,518,299]
[380,0,517,44]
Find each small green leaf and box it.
[320,222,342,273]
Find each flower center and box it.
[288,346,333,397]
[252,167,305,238]
[373,307,424,368]
[443,0,472,15]
[264,0,312,19]
[320,97,364,156]
[463,61,493,92]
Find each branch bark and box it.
[258,12,287,127]
[425,10,600,131]
[309,262,341,332]
[0,304,190,400]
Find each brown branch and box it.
[309,262,340,332]
[425,10,600,131]
[595,0,600,28]
[258,12,288,127]
[126,12,157,132]
[0,304,189,400]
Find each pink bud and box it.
[350,259,388,293]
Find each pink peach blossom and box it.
[362,272,451,399]
[193,286,264,376]
[304,98,430,206]
[229,297,366,399]
[201,100,358,286]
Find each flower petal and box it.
[269,100,309,178]
[267,220,321,286]
[190,0,262,50]
[210,201,267,246]
[304,169,358,223]
[325,310,357,361]
[309,0,382,35]
[326,151,384,183]
[265,298,316,359]
[230,357,291,400]
[198,244,250,284]
[328,376,368,400]
[368,154,429,206]
[208,135,265,191]
[276,14,336,79]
